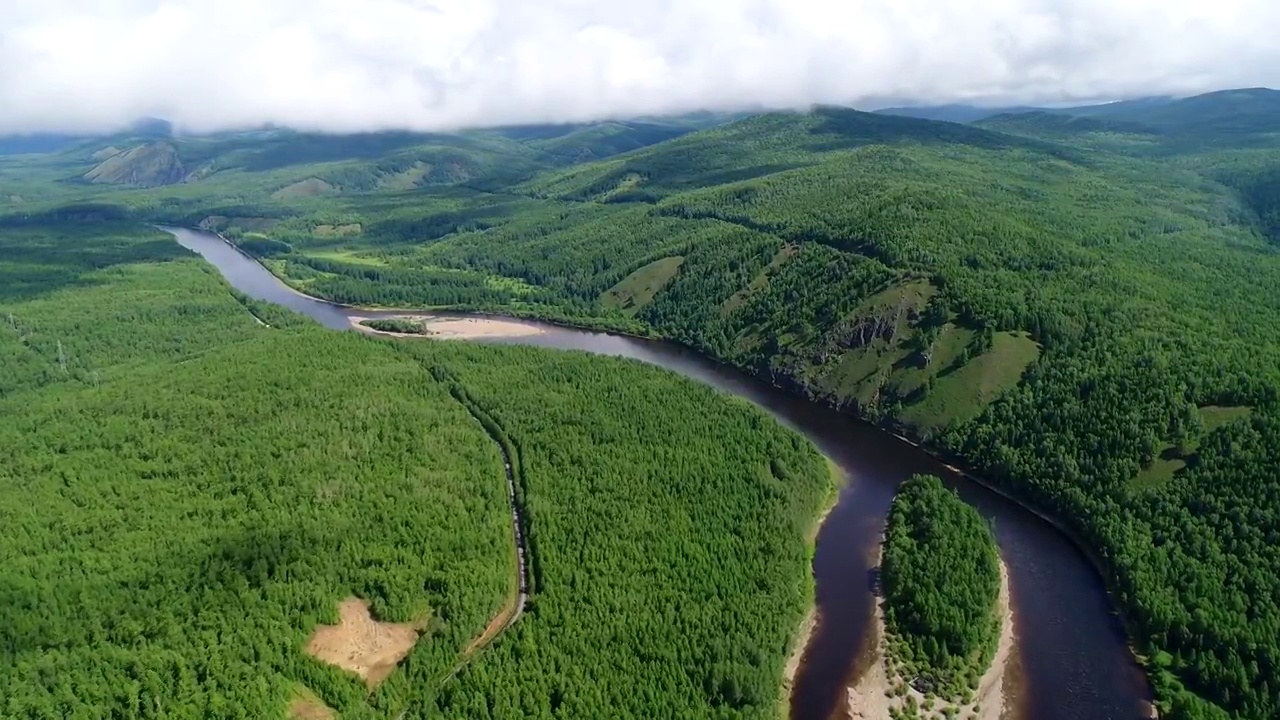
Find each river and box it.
[166,227,1151,720]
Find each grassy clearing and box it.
[378,162,432,190]
[312,223,363,239]
[1134,406,1252,489]
[600,256,685,315]
[307,248,386,266]
[890,324,976,399]
[1134,446,1187,489]
[720,243,798,316]
[901,332,1040,433]
[1201,405,1252,431]
[272,178,337,200]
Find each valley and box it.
[2,87,1279,720]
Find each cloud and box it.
[0,0,1277,134]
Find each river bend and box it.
[167,227,1149,720]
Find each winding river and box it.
[167,227,1150,720]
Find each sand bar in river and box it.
[847,546,1014,720]
[350,314,545,339]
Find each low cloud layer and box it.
[2,0,1277,134]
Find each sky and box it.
[1,0,1277,135]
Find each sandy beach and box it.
[846,545,1014,720]
[349,314,545,339]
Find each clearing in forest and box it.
[600,255,685,315]
[272,177,337,200]
[287,689,336,720]
[304,597,423,688]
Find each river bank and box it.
[782,461,845,715]
[846,543,1014,720]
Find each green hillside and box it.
[2,88,1279,719]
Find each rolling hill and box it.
[1,87,1278,720]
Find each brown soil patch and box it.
[288,694,336,720]
[465,600,516,657]
[305,597,422,689]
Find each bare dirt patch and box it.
[305,597,423,689]
[288,692,336,720]
[464,597,518,658]
[349,315,544,340]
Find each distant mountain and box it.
[886,89,1278,155]
[873,104,1045,124]
[1056,95,1179,119]
[517,105,1088,203]
[127,117,174,138]
[490,112,742,163]
[0,117,173,157]
[83,142,186,187]
[976,111,1162,142]
[524,121,697,164]
[0,133,84,156]
[1068,88,1280,139]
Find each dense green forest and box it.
[0,220,832,718]
[3,88,1280,719]
[403,342,832,718]
[881,475,1000,701]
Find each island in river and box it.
[849,474,1008,720]
[351,313,545,339]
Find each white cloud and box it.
[0,0,1276,134]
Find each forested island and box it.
[865,474,1005,720]
[2,86,1279,718]
[359,317,432,335]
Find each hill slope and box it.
[190,105,1279,720]
[82,142,186,186]
[2,95,1279,720]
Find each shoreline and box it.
[846,542,1014,720]
[782,459,845,716]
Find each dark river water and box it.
[167,227,1150,720]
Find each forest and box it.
[881,475,1000,701]
[0,220,832,718]
[196,99,1276,720]
[2,88,1280,719]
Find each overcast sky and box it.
[1,0,1277,135]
